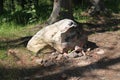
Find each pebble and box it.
[51,51,59,55]
[67,51,79,58]
[50,51,60,59]
[96,48,105,55]
[35,59,43,64]
[56,54,63,60]
[75,46,82,51]
[43,61,55,67]
[77,61,90,66]
[77,52,83,57]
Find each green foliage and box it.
[105,0,120,13]
[74,10,90,23]
[0,50,7,60]
[1,0,120,25]
[0,0,52,25]
[0,22,35,39]
[0,1,120,80]
[73,4,90,23]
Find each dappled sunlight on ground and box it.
[0,30,120,80]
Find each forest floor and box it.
[0,15,120,80]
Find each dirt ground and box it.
[0,29,120,80]
[32,30,120,80]
[0,16,120,80]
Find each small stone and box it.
[7,49,16,56]
[96,48,105,55]
[56,54,63,60]
[87,48,91,52]
[74,46,83,54]
[49,54,57,59]
[35,59,43,64]
[79,56,88,60]
[67,51,79,58]
[43,61,55,67]
[50,51,60,59]
[77,61,90,66]
[63,53,68,57]
[81,50,86,56]
[77,52,83,57]
[51,51,59,55]
[75,46,82,51]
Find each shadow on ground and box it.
[81,18,120,35]
[0,55,120,80]
[0,17,120,80]
[0,36,32,50]
[0,18,120,49]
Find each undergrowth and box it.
[0,22,33,39]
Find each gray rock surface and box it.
[67,52,79,58]
[27,19,87,54]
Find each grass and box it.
[0,22,37,62]
[0,50,7,60]
[73,4,92,23]
[0,1,94,79]
[74,11,90,23]
[0,9,92,79]
[0,23,34,39]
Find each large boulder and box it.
[27,19,87,54]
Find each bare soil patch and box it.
[1,30,120,80]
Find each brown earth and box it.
[1,29,120,80]
[0,16,120,80]
[30,30,120,80]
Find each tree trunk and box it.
[88,0,108,16]
[0,0,3,14]
[47,0,73,25]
